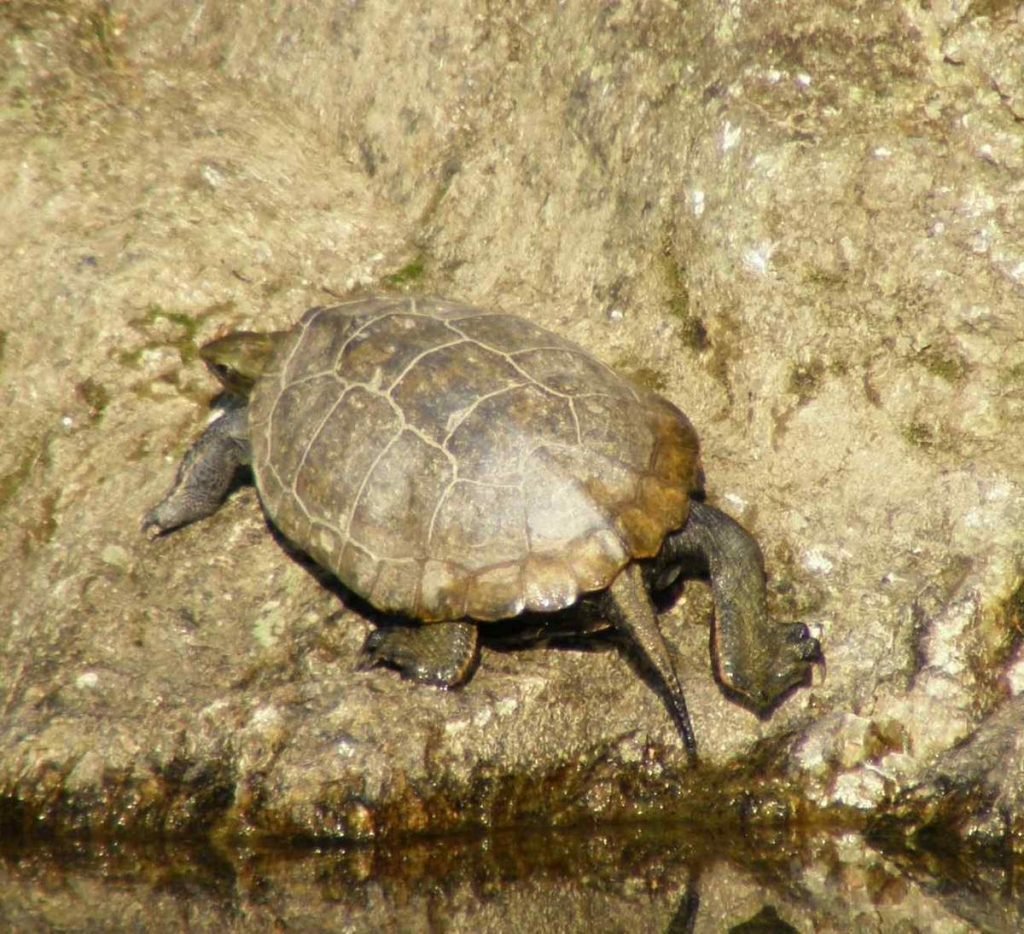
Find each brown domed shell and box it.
[249,296,701,622]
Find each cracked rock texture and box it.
[2,0,1024,866]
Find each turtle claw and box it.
[140,514,163,540]
[356,627,404,670]
[140,502,177,539]
[783,622,823,661]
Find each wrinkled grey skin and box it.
[144,296,819,757]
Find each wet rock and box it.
[880,692,1024,854]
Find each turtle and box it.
[143,295,821,760]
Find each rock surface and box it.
[1,0,1023,868]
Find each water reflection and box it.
[0,823,1019,932]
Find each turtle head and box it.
[199,330,285,396]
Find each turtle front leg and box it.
[662,500,821,714]
[142,403,251,538]
[358,621,480,688]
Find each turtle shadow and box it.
[261,518,382,624]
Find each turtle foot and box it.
[357,621,480,688]
[723,622,822,715]
[141,493,206,539]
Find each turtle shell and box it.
[249,296,701,622]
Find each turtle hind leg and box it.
[358,621,480,688]
[142,403,251,538]
[602,562,698,761]
[662,499,821,714]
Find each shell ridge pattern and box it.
[508,340,646,452]
[505,341,644,406]
[519,438,648,488]
[397,422,458,462]
[443,325,575,399]
[423,474,531,559]
[384,336,469,393]
[441,476,520,490]
[332,309,469,471]
[260,459,288,510]
[281,374,458,477]
[415,313,641,587]
[290,383,358,522]
[510,342,644,407]
[440,381,530,446]
[340,400,457,561]
[382,386,459,464]
[260,308,323,471]
[333,314,382,358]
[571,347,642,405]
[441,324,587,443]
[519,443,632,551]
[567,398,583,446]
[273,368,343,391]
[423,480,459,563]
[367,319,469,474]
[341,428,402,550]
[323,304,426,377]
[283,306,470,565]
[380,382,460,477]
[366,314,517,562]
[277,309,465,555]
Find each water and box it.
[1,823,1019,932]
